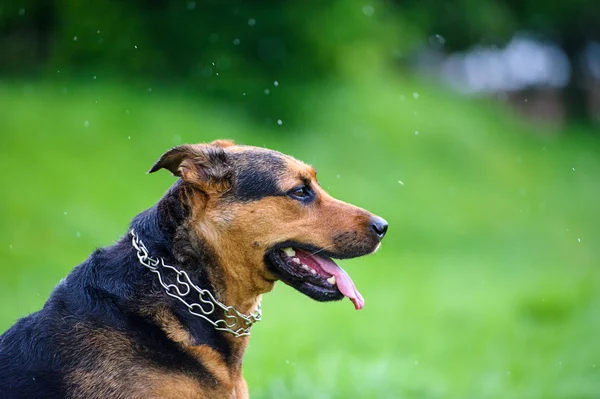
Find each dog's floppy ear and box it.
[148,143,232,193]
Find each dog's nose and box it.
[370,217,388,240]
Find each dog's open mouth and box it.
[267,246,364,310]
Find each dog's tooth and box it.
[310,269,317,275]
[292,257,301,264]
[301,264,310,271]
[282,248,296,257]
[327,276,337,285]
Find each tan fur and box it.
[66,317,249,399]
[210,139,236,148]
[151,307,249,398]
[153,306,195,344]
[187,346,232,387]
[65,327,206,399]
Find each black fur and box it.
[227,151,287,201]
[0,181,231,399]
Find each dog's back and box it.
[0,248,116,398]
[1,290,75,398]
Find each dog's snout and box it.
[370,217,388,240]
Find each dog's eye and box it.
[289,186,311,200]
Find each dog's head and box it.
[149,140,387,310]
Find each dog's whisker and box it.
[311,244,336,256]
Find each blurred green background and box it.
[1,1,599,398]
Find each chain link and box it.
[130,229,261,338]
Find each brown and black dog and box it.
[0,140,387,398]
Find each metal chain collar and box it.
[130,229,261,338]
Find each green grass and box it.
[0,78,599,398]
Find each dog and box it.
[0,140,387,398]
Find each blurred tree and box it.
[1,0,598,123]
[396,0,600,122]
[0,0,406,124]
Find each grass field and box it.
[1,78,599,398]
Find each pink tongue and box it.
[295,249,364,310]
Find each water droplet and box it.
[248,18,256,27]
[216,72,219,76]
[18,8,25,16]
[73,36,78,41]
[285,359,290,364]
[134,45,138,49]
[414,360,419,365]
[75,231,81,238]
[277,119,283,126]
[187,1,196,10]
[147,87,152,92]
[398,180,404,185]
[336,175,341,179]
[242,92,246,96]
[413,92,419,99]
[84,120,89,128]
[428,34,445,47]
[233,38,240,45]
[97,30,100,34]
[64,211,68,215]
[572,167,575,171]
[414,130,419,135]
[264,89,270,95]
[578,238,581,242]
[9,245,13,250]
[128,136,131,140]
[125,109,130,114]
[506,370,511,375]
[93,76,97,80]
[274,80,279,86]
[362,5,374,16]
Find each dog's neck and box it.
[127,180,262,366]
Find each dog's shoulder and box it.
[0,249,132,397]
[0,306,69,398]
